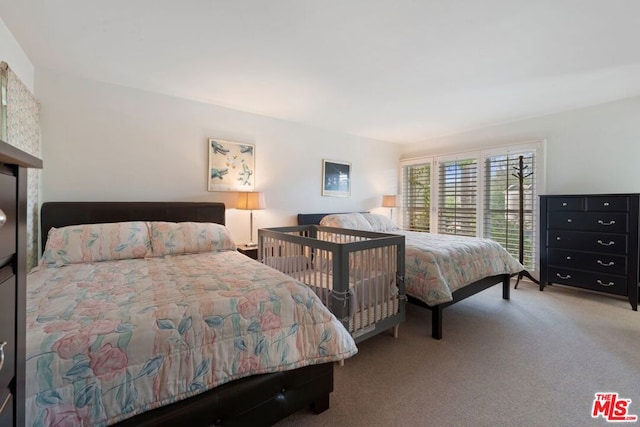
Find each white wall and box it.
[401,95,640,195]
[0,15,33,91]
[35,69,401,243]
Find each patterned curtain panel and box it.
[4,63,41,270]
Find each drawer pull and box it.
[567,219,572,223]
[597,240,615,246]
[0,393,10,417]
[596,280,614,287]
[597,260,614,267]
[0,209,6,228]
[603,202,610,207]
[597,220,616,226]
[566,256,572,260]
[556,273,571,280]
[0,341,5,372]
[556,236,561,241]
[562,202,568,207]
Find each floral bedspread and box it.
[400,231,524,306]
[25,251,357,427]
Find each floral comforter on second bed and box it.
[402,231,523,306]
[25,250,357,427]
[318,213,524,307]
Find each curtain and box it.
[3,61,41,270]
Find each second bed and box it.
[297,212,524,339]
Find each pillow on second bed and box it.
[361,213,400,232]
[41,221,151,266]
[320,213,373,231]
[320,213,400,233]
[149,221,236,256]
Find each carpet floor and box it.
[274,280,640,426]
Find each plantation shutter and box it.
[402,162,431,232]
[437,159,477,236]
[483,152,536,269]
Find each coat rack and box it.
[512,155,539,288]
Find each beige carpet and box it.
[275,280,640,427]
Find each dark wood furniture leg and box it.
[503,274,510,300]
[431,306,443,340]
[514,269,540,289]
[311,395,330,414]
[409,274,510,340]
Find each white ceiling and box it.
[2,0,640,144]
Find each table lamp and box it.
[382,194,399,221]
[236,191,266,247]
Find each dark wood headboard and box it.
[41,202,226,250]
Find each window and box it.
[401,161,431,231]
[400,141,543,272]
[437,158,477,237]
[484,151,536,269]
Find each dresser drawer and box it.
[547,197,584,211]
[547,248,627,276]
[547,230,627,254]
[586,196,629,212]
[547,267,627,295]
[0,173,17,262]
[548,212,628,233]
[0,274,15,392]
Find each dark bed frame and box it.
[297,212,511,340]
[38,202,334,427]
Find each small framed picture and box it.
[322,159,351,197]
[208,138,255,191]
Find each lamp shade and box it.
[237,192,266,210]
[382,195,399,208]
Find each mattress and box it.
[25,250,357,427]
[400,231,523,305]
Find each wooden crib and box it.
[258,225,406,343]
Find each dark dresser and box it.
[540,194,639,310]
[0,140,42,426]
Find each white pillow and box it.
[319,213,373,231]
[361,213,400,232]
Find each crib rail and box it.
[258,225,405,343]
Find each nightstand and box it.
[237,244,258,260]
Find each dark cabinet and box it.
[237,244,258,260]
[0,140,42,426]
[540,194,639,310]
[1,273,16,411]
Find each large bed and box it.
[25,202,357,427]
[297,212,523,339]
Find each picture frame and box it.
[208,138,255,192]
[322,159,351,197]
